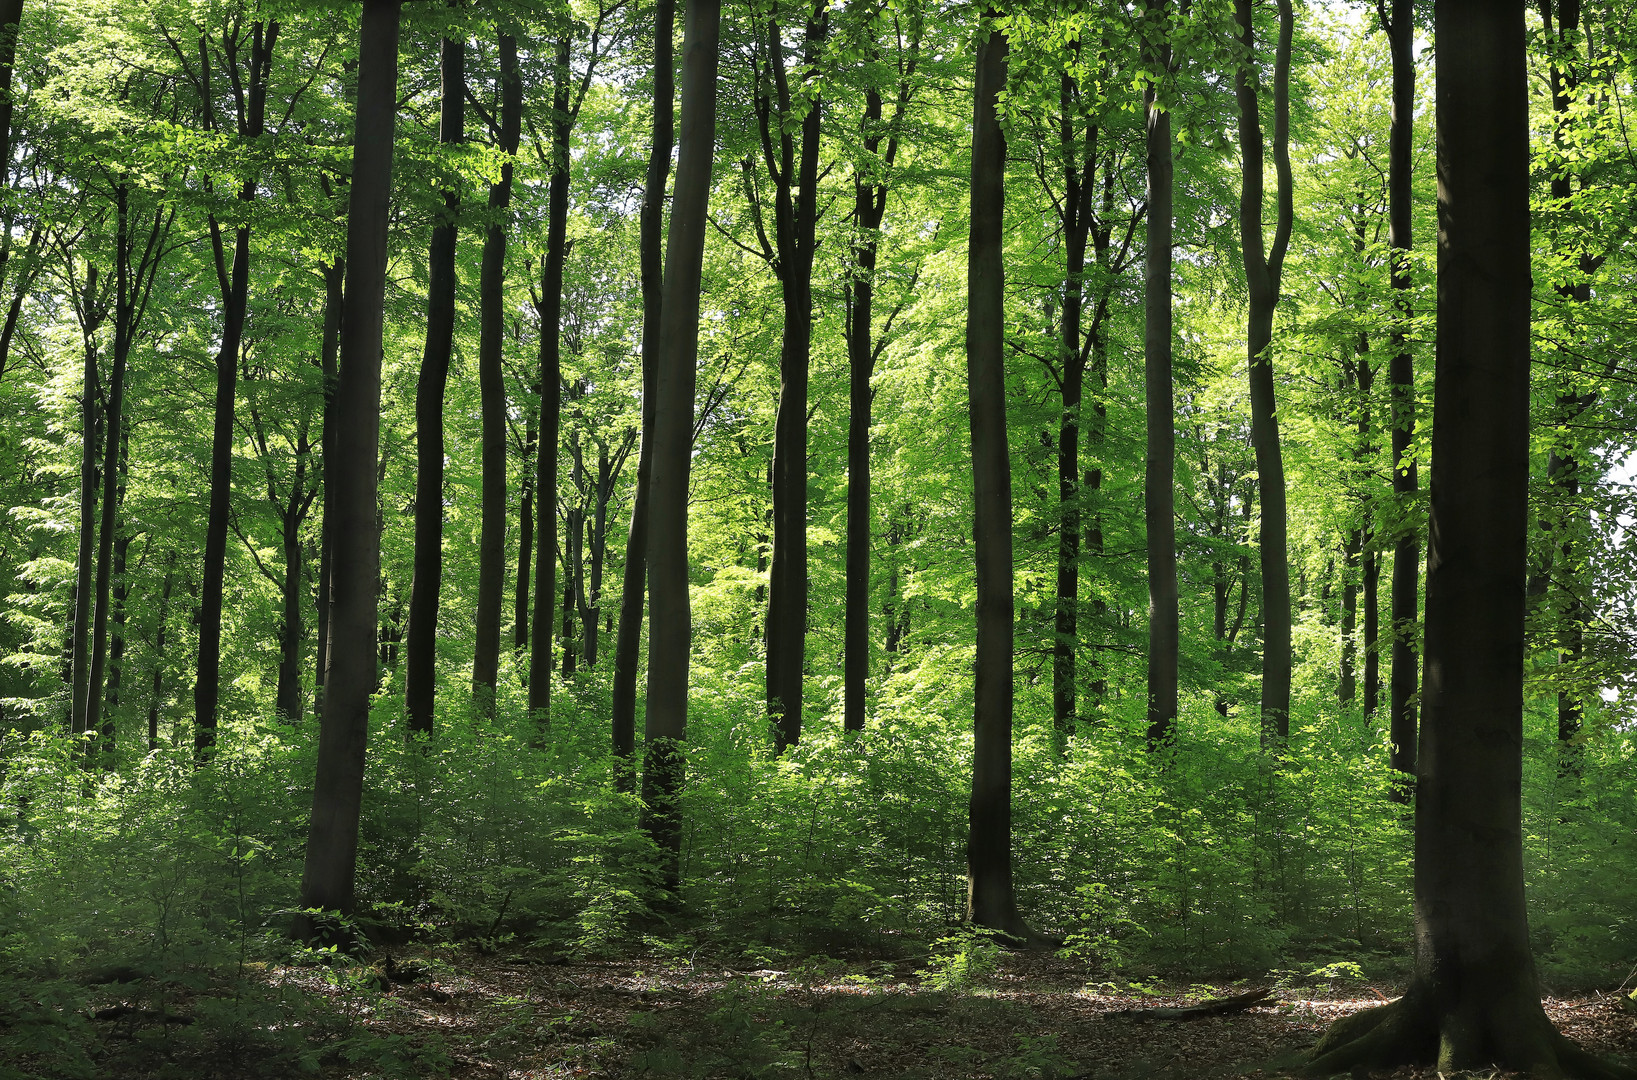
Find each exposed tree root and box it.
[1303,992,1637,1079]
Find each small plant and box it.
[918,927,1001,992]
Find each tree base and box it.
[1306,987,1637,1079]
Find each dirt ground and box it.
[237,949,1637,1080]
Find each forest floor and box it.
[67,948,1637,1080]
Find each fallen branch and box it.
[1113,987,1275,1021]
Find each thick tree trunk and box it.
[472,33,522,714]
[1384,0,1420,789]
[611,0,674,787]
[1307,4,1633,1074]
[763,2,827,753]
[965,19,1042,946]
[296,0,401,938]
[1233,0,1295,742]
[528,37,571,722]
[314,258,343,718]
[197,23,277,753]
[1143,0,1178,748]
[405,27,464,740]
[641,0,718,894]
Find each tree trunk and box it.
[472,32,522,714]
[275,487,305,725]
[1306,5,1633,1074]
[965,18,1041,946]
[514,395,536,654]
[641,0,719,894]
[0,0,23,192]
[1233,0,1294,742]
[843,31,915,734]
[85,281,129,755]
[763,1,827,753]
[69,291,100,741]
[1340,526,1359,703]
[528,36,571,723]
[197,22,277,753]
[296,0,401,939]
[405,26,464,740]
[147,559,174,752]
[314,258,343,719]
[1143,0,1178,748]
[1384,0,1420,790]
[611,0,674,789]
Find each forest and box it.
[3,0,1637,1076]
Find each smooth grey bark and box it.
[472,32,522,714]
[965,17,1043,946]
[641,0,719,893]
[1233,0,1294,742]
[296,0,401,938]
[611,0,674,788]
[405,23,465,740]
[1142,0,1178,748]
[1305,3,1635,1074]
[196,21,277,753]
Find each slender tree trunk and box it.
[528,36,571,722]
[297,0,401,938]
[70,308,100,740]
[1364,545,1380,715]
[404,27,464,739]
[275,493,305,724]
[561,501,579,679]
[105,524,130,726]
[1341,526,1359,702]
[148,559,174,752]
[843,33,915,734]
[197,23,277,753]
[85,287,130,753]
[580,443,612,666]
[764,1,827,753]
[1307,6,1631,1072]
[612,0,674,788]
[1233,0,1295,742]
[314,258,343,718]
[1384,0,1420,789]
[965,17,1041,946]
[0,0,23,190]
[472,32,522,714]
[514,397,536,654]
[641,0,719,893]
[1143,0,1178,748]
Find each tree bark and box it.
[0,0,23,192]
[761,0,827,753]
[147,559,174,752]
[965,17,1042,946]
[69,271,102,742]
[1306,4,1634,1074]
[197,21,277,753]
[514,395,536,654]
[611,0,674,789]
[296,0,401,938]
[843,24,916,734]
[1233,0,1294,742]
[641,0,719,894]
[314,258,343,719]
[1383,0,1420,791]
[1143,0,1178,748]
[472,32,522,714]
[528,36,571,722]
[405,25,464,740]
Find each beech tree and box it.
[1306,2,1635,1074]
[296,0,402,935]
